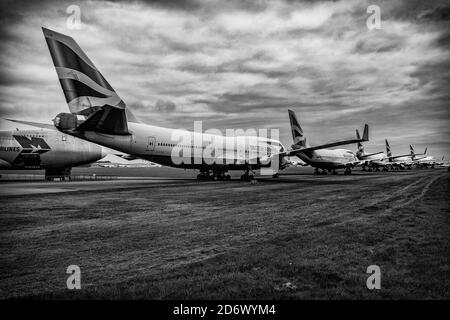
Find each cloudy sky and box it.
[0,0,449,157]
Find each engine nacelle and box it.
[53,113,85,131]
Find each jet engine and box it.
[53,113,85,132]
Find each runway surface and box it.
[0,168,449,299]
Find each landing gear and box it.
[331,169,338,175]
[240,169,255,181]
[197,170,230,181]
[272,173,279,178]
[240,173,255,181]
[344,167,352,175]
[314,168,320,175]
[45,168,71,181]
[197,171,213,180]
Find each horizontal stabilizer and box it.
[4,119,55,130]
[75,105,129,135]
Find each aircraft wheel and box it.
[225,175,231,181]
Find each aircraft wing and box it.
[287,124,368,156]
[348,160,367,167]
[360,151,385,158]
[238,151,290,168]
[120,154,140,161]
[4,119,55,130]
[286,140,363,156]
[389,154,414,160]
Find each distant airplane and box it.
[409,145,438,168]
[0,126,106,180]
[384,139,424,170]
[355,128,387,171]
[437,156,450,168]
[40,27,301,181]
[286,109,368,175]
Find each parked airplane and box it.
[409,145,437,168]
[0,125,106,180]
[41,28,367,180]
[286,109,368,175]
[437,156,450,168]
[40,27,300,181]
[355,129,387,171]
[384,139,422,170]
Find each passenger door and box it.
[146,136,156,151]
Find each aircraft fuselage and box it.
[67,121,287,172]
[0,129,104,170]
[295,148,358,169]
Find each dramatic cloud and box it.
[0,0,449,156]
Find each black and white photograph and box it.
[0,0,449,311]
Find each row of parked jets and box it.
[0,28,447,180]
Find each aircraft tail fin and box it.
[410,144,415,159]
[288,109,306,147]
[385,139,392,158]
[361,124,369,141]
[43,27,139,134]
[42,27,128,117]
[356,129,364,156]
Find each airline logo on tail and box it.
[356,129,364,156]
[288,109,306,147]
[385,139,392,158]
[410,144,415,160]
[42,27,126,117]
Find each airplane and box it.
[409,145,437,168]
[384,139,424,170]
[285,109,368,175]
[39,27,299,182]
[0,124,106,180]
[40,28,368,181]
[355,129,387,171]
[437,156,450,168]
